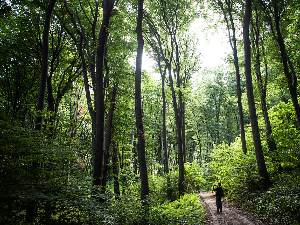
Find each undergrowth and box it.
[233,170,300,225]
[107,193,205,225]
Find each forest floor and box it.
[199,191,266,225]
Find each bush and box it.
[184,162,206,193]
[242,171,300,224]
[148,162,206,203]
[149,193,205,225]
[107,193,205,225]
[0,114,100,224]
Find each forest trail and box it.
[199,191,265,225]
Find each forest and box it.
[0,0,299,224]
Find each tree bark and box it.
[218,0,247,154]
[243,0,271,190]
[35,0,57,132]
[159,61,171,199]
[168,63,184,197]
[28,0,56,222]
[158,62,169,175]
[174,36,185,197]
[112,141,120,198]
[180,90,187,163]
[273,3,300,128]
[102,85,118,190]
[251,10,278,156]
[143,0,185,197]
[93,0,115,187]
[135,0,149,201]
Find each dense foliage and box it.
[0,110,205,224]
[1,0,299,224]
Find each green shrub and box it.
[148,163,206,203]
[107,193,205,225]
[149,193,205,225]
[184,162,205,193]
[241,171,300,224]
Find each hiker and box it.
[213,183,223,213]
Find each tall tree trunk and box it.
[175,36,185,197]
[180,92,187,163]
[28,0,56,222]
[251,11,279,161]
[218,0,247,154]
[93,0,115,187]
[234,52,247,154]
[112,141,120,198]
[168,63,184,197]
[273,3,300,128]
[35,0,57,132]
[102,84,118,192]
[135,0,149,201]
[243,0,271,190]
[47,75,55,132]
[102,85,118,191]
[159,63,169,175]
[159,62,171,199]
[77,40,97,173]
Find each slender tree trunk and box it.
[47,75,55,133]
[159,62,171,199]
[168,63,184,197]
[93,0,115,187]
[260,65,277,151]
[102,85,118,191]
[251,12,278,156]
[174,37,185,197]
[78,42,97,172]
[35,0,57,132]
[273,4,300,128]
[243,0,271,189]
[159,63,169,175]
[175,39,186,173]
[262,64,283,172]
[135,0,149,201]
[112,141,120,198]
[180,92,187,163]
[218,0,247,154]
[28,0,56,222]
[234,54,247,154]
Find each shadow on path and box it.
[199,191,265,225]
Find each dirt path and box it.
[199,191,265,225]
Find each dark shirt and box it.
[214,186,223,197]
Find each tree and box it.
[61,0,116,189]
[144,0,199,197]
[159,61,170,175]
[243,0,271,189]
[135,0,149,201]
[187,67,240,163]
[0,7,40,125]
[216,0,247,154]
[250,4,281,171]
[28,0,57,222]
[35,0,57,131]
[94,0,116,188]
[259,0,300,128]
[46,23,82,135]
[102,84,118,190]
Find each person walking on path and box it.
[213,183,223,213]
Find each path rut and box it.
[199,191,265,225]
